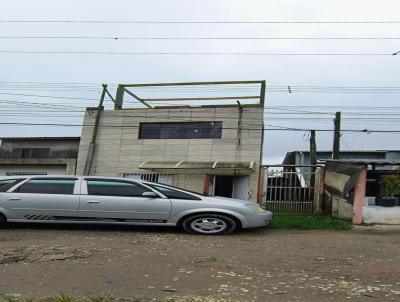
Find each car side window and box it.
[86,179,149,197]
[0,179,26,192]
[14,178,77,195]
[146,184,201,200]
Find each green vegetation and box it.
[268,214,352,230]
[379,174,400,197]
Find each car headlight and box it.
[245,204,266,213]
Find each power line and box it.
[0,20,399,24]
[1,36,400,40]
[0,92,99,101]
[1,121,399,133]
[0,50,393,56]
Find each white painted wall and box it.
[363,206,400,225]
[0,165,67,176]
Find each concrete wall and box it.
[363,206,400,224]
[0,159,77,176]
[76,105,263,200]
[331,196,353,220]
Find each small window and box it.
[146,183,201,200]
[15,178,77,195]
[139,122,222,139]
[0,179,26,192]
[12,148,50,159]
[86,179,149,197]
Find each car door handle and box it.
[87,200,101,204]
[8,198,21,201]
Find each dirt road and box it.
[0,224,399,302]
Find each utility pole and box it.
[310,130,317,167]
[332,111,341,159]
[310,130,317,190]
[83,84,107,175]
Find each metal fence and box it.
[263,165,320,213]
[122,172,175,185]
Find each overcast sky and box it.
[0,0,399,163]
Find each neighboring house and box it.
[0,137,80,176]
[283,150,400,166]
[76,81,266,201]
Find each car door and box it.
[79,178,172,222]
[3,177,80,221]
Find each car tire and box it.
[182,214,237,235]
[0,214,6,228]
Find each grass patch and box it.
[269,214,352,230]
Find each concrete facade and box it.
[0,137,80,176]
[76,104,264,201]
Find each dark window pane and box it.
[16,178,76,194]
[21,149,31,158]
[12,148,23,158]
[14,148,50,159]
[87,179,149,197]
[139,122,222,139]
[31,148,50,158]
[0,179,26,192]
[146,183,201,200]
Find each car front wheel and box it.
[182,214,237,235]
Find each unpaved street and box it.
[1,224,400,302]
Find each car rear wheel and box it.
[0,214,6,227]
[182,214,237,235]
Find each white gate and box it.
[263,165,320,213]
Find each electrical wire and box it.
[0,50,393,56]
[1,20,399,24]
[1,36,399,40]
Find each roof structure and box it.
[0,136,80,141]
[326,159,400,166]
[110,80,266,109]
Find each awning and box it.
[139,160,255,171]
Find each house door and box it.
[213,176,250,200]
[214,176,234,198]
[232,176,250,200]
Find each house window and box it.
[138,122,222,139]
[12,148,50,159]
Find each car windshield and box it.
[144,182,204,200]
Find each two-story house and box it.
[76,81,265,202]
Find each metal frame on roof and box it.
[114,80,266,109]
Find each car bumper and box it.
[244,211,273,228]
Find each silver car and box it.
[0,176,272,235]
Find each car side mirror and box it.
[142,191,159,198]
